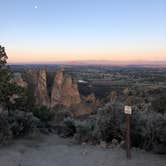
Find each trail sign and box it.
[124,106,132,115]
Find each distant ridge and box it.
[9,60,166,68]
[65,60,166,68]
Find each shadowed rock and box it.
[35,69,50,107]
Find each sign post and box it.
[124,106,132,159]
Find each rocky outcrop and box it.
[82,93,96,104]
[12,73,27,88]
[35,69,50,107]
[70,103,94,117]
[24,68,81,108]
[51,68,81,108]
[9,73,27,105]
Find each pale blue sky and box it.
[0,0,166,63]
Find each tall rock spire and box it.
[35,69,50,107]
[25,67,81,108]
[51,68,81,108]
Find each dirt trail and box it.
[0,134,165,166]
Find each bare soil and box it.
[0,134,165,166]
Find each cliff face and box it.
[35,69,50,107]
[51,68,81,108]
[25,68,81,108]
[25,69,38,87]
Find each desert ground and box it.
[0,134,165,166]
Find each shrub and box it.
[95,103,124,142]
[8,110,40,138]
[32,106,55,122]
[131,110,166,153]
[0,115,12,145]
[0,110,40,144]
[61,118,76,137]
[53,108,71,123]
[74,103,125,144]
[74,119,96,143]
[152,94,166,113]
[131,111,148,149]
[74,103,166,154]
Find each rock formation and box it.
[12,73,27,88]
[24,68,81,108]
[70,103,94,117]
[51,68,81,108]
[34,69,50,107]
[82,93,96,104]
[25,69,38,86]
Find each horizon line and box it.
[9,60,166,66]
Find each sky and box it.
[0,0,166,64]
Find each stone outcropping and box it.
[12,73,28,88]
[51,68,81,108]
[25,68,81,108]
[82,93,96,104]
[35,69,50,107]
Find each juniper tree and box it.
[0,45,8,68]
[0,45,10,108]
[0,45,26,110]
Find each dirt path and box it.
[0,134,165,166]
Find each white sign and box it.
[124,106,132,115]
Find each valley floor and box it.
[0,134,165,166]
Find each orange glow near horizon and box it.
[7,48,166,64]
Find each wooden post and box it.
[124,106,132,159]
[126,114,131,159]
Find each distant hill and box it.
[66,60,166,68]
[9,60,166,68]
